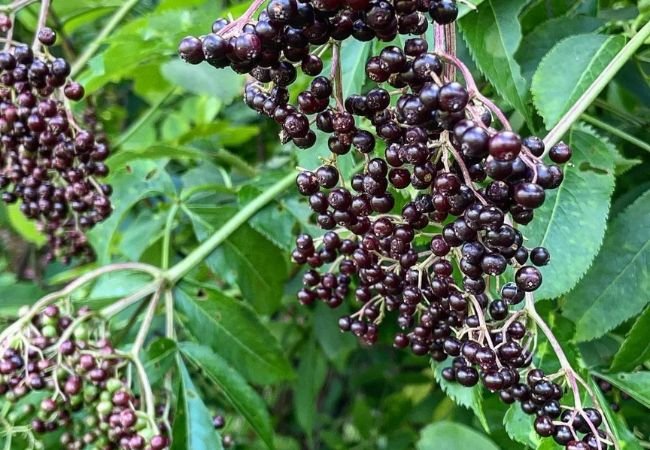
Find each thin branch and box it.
[544,20,650,151]
[330,41,344,111]
[31,0,50,50]
[70,0,140,78]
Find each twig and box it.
[330,41,344,111]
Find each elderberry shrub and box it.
[181,1,610,449]
[0,304,168,449]
[0,23,112,263]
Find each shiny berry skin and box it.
[489,131,521,161]
[430,0,458,24]
[515,266,542,292]
[549,141,572,164]
[534,415,555,437]
[513,182,545,209]
[438,82,468,113]
[179,36,205,64]
[530,247,550,266]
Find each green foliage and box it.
[417,421,499,450]
[532,34,625,129]
[564,189,650,342]
[1,0,649,449]
[460,0,532,124]
[522,125,616,300]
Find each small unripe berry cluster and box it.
[0,304,168,450]
[0,24,112,262]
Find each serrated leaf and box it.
[504,404,540,449]
[610,306,650,372]
[238,184,297,251]
[172,358,223,450]
[522,126,615,300]
[185,205,287,314]
[564,190,650,342]
[417,421,499,450]
[432,359,489,432]
[293,339,328,436]
[590,378,644,450]
[174,286,293,385]
[595,372,650,409]
[531,34,625,129]
[459,0,532,124]
[180,342,275,449]
[517,16,605,82]
[88,159,176,263]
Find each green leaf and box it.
[534,308,578,374]
[143,338,177,385]
[293,339,328,436]
[531,34,625,129]
[522,126,615,300]
[610,306,650,372]
[88,159,175,263]
[459,0,532,124]
[432,359,489,432]
[172,358,223,450]
[180,342,275,449]
[238,184,297,251]
[174,286,294,385]
[340,39,372,99]
[107,145,206,167]
[595,372,650,409]
[162,59,244,104]
[564,189,650,341]
[517,16,605,82]
[504,405,540,449]
[185,205,288,314]
[417,421,499,450]
[590,378,644,450]
[5,204,46,246]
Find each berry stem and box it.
[31,0,51,51]
[70,0,139,78]
[0,263,161,344]
[543,20,650,151]
[130,285,163,356]
[164,171,295,284]
[217,0,267,37]
[331,41,345,111]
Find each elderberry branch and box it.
[544,20,650,151]
[70,0,140,77]
[31,0,51,50]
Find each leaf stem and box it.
[162,203,180,270]
[31,0,50,50]
[544,20,650,151]
[70,0,140,78]
[112,86,178,151]
[164,171,295,284]
[330,41,344,110]
[581,114,650,153]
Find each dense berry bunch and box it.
[0,304,168,449]
[0,24,112,262]
[182,0,611,448]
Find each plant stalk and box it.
[582,114,650,153]
[544,20,650,150]
[70,0,139,78]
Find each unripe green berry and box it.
[41,325,57,338]
[96,400,112,415]
[73,324,89,340]
[106,378,122,393]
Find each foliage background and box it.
[0,0,649,448]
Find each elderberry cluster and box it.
[0,304,168,449]
[180,0,609,448]
[0,23,112,262]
